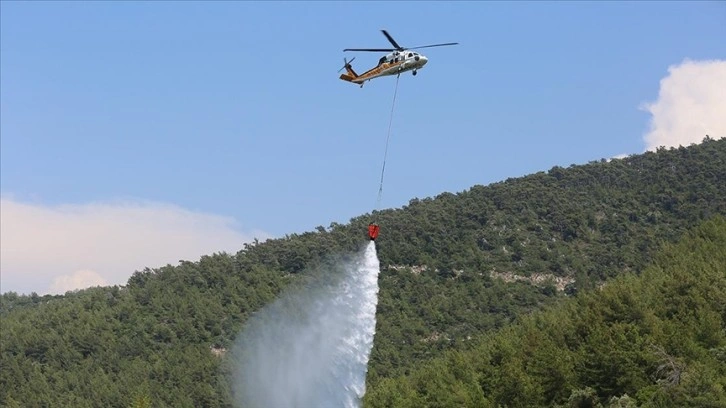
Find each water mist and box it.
[231,241,380,408]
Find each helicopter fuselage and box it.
[340,29,455,86]
[376,50,428,75]
[342,50,428,85]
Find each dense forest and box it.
[364,216,726,407]
[1,137,724,407]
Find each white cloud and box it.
[48,269,108,294]
[0,197,270,295]
[609,153,629,161]
[640,59,726,151]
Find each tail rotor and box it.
[338,57,356,73]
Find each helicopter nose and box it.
[418,55,428,66]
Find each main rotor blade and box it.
[343,48,395,52]
[381,29,402,50]
[408,42,459,50]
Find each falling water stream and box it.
[232,241,381,408]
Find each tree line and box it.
[1,137,724,406]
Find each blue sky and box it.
[2,1,725,294]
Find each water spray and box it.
[231,242,381,408]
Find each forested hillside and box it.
[364,216,726,407]
[1,137,724,407]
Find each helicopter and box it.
[339,29,458,87]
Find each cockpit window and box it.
[407,53,413,58]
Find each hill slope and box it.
[364,216,726,407]
[1,137,725,406]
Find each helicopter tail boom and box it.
[339,72,359,82]
[339,58,360,83]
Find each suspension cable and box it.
[375,74,401,211]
